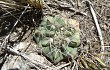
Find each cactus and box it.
[34,15,80,64]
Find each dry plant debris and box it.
[0,0,110,70]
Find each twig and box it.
[47,2,87,16]
[71,60,78,70]
[86,0,104,52]
[69,0,75,7]
[0,6,22,23]
[0,4,29,49]
[77,0,81,7]
[42,0,52,13]
[5,46,52,69]
[56,62,71,70]
[69,7,87,16]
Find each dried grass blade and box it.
[86,0,104,53]
[94,57,106,66]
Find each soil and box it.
[0,0,110,70]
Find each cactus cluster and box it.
[34,15,80,64]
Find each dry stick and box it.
[1,4,29,49]
[86,0,104,52]
[56,62,71,70]
[71,59,78,70]
[0,6,22,24]
[6,46,52,69]
[77,0,81,7]
[69,0,75,7]
[69,7,87,16]
[42,0,52,13]
[47,3,87,16]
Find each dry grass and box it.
[0,0,109,70]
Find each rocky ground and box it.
[0,0,110,70]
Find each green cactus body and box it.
[34,15,80,64]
